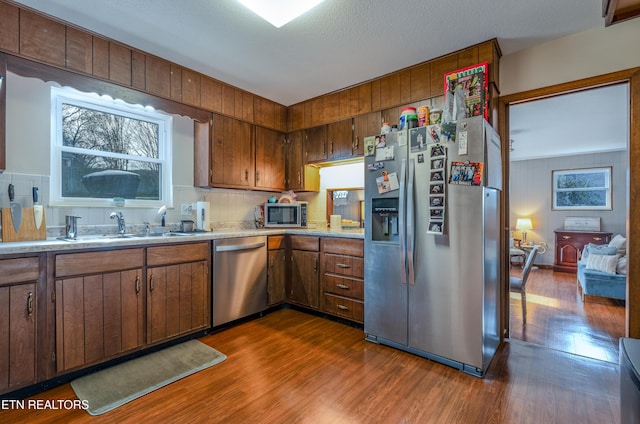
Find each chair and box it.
[510,246,539,324]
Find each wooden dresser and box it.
[553,230,612,273]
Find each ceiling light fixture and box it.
[236,0,326,28]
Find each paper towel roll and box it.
[330,214,342,230]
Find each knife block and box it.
[1,208,47,242]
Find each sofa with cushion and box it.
[576,234,627,302]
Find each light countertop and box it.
[0,227,364,255]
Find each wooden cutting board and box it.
[1,207,47,242]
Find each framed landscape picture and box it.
[552,167,612,210]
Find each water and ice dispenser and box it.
[371,198,399,242]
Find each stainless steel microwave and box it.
[264,202,308,228]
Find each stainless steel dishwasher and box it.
[213,236,267,326]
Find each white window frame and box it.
[50,86,173,208]
[551,167,612,210]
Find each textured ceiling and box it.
[11,0,604,106]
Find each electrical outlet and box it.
[180,203,193,216]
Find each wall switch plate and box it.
[180,203,193,216]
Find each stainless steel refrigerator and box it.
[364,116,502,377]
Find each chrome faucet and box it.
[110,211,126,235]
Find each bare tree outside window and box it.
[51,87,172,206]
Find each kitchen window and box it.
[551,167,612,210]
[50,86,172,207]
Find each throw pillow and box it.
[588,244,618,256]
[609,234,627,256]
[617,256,627,275]
[586,253,619,274]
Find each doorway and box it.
[501,71,639,362]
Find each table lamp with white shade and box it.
[515,218,533,244]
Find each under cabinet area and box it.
[321,238,364,323]
[146,243,210,343]
[0,257,40,394]
[54,249,145,373]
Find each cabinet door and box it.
[255,127,286,191]
[55,269,144,373]
[0,283,37,393]
[304,125,327,163]
[147,261,209,344]
[287,130,304,191]
[211,114,254,188]
[290,250,320,309]
[327,119,353,160]
[267,249,286,306]
[353,111,381,157]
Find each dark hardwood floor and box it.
[3,308,620,423]
[509,267,626,363]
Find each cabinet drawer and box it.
[323,294,363,322]
[324,254,363,278]
[290,236,319,251]
[56,249,144,278]
[322,238,363,257]
[268,235,285,250]
[0,257,39,286]
[323,275,363,300]
[147,242,209,266]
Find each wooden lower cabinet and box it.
[0,257,40,394]
[146,243,210,344]
[321,238,364,323]
[54,249,144,373]
[54,243,210,374]
[553,230,612,273]
[267,236,286,306]
[289,236,320,309]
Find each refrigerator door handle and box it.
[399,158,407,284]
[407,158,416,285]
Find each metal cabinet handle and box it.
[330,141,334,155]
[245,169,249,181]
[336,284,350,290]
[149,275,154,292]
[562,235,571,239]
[336,263,350,269]
[298,171,301,185]
[337,304,349,311]
[256,171,260,182]
[593,237,603,241]
[135,275,140,295]
[313,257,318,272]
[355,136,359,149]
[27,292,34,316]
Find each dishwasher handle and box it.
[215,241,266,252]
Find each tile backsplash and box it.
[0,172,286,239]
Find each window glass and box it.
[51,87,172,207]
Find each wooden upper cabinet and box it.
[323,92,340,123]
[170,64,182,102]
[234,88,244,120]
[430,54,458,97]
[410,62,431,102]
[327,118,353,160]
[131,51,146,90]
[255,126,286,191]
[0,2,19,53]
[92,37,109,79]
[478,40,500,85]
[181,68,201,107]
[201,76,222,113]
[310,97,324,127]
[19,10,65,67]
[399,69,411,105]
[211,114,253,188]
[370,79,381,112]
[109,42,132,86]
[288,103,305,132]
[357,83,372,115]
[254,96,274,128]
[65,27,92,74]
[379,73,401,109]
[353,111,380,156]
[304,125,327,163]
[222,84,235,116]
[457,46,479,70]
[144,55,171,98]
[242,91,254,122]
[339,89,354,120]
